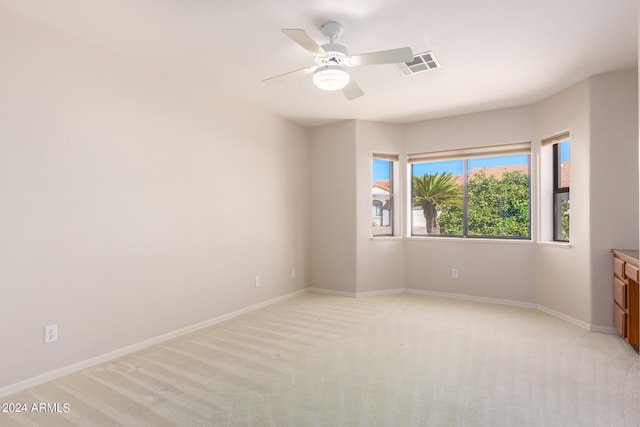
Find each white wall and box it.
[355,121,405,293]
[308,120,406,296]
[403,107,538,304]
[534,80,592,323]
[533,71,639,328]
[589,70,639,328]
[0,9,308,390]
[308,121,357,294]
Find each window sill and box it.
[403,236,534,245]
[535,241,572,249]
[370,236,403,241]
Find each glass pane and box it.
[558,140,570,188]
[372,159,393,236]
[467,154,530,238]
[554,192,570,241]
[411,160,464,236]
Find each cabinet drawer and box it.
[613,276,627,308]
[625,262,639,282]
[613,256,625,279]
[613,303,626,337]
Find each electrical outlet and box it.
[44,324,57,343]
[451,269,459,279]
[255,276,261,287]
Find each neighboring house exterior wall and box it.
[372,180,391,226]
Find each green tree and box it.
[560,198,570,240]
[438,203,463,235]
[412,172,462,234]
[437,169,529,237]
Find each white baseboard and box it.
[310,287,608,336]
[406,290,610,334]
[307,287,357,298]
[309,286,539,309]
[589,325,618,335]
[536,304,591,330]
[307,287,405,298]
[0,288,306,399]
[355,288,404,298]
[405,288,538,309]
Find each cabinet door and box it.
[625,263,639,282]
[613,256,625,279]
[613,303,626,338]
[613,276,627,309]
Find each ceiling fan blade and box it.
[342,80,364,100]
[262,66,317,85]
[350,47,413,66]
[282,29,325,56]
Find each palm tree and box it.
[413,172,462,234]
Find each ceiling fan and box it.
[262,21,414,100]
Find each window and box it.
[372,154,397,236]
[553,138,570,241]
[409,143,531,239]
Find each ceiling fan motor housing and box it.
[315,43,349,66]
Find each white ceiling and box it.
[1,0,637,126]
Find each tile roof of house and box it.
[469,164,529,180]
[376,161,568,188]
[372,180,390,192]
[434,165,531,186]
[559,160,570,187]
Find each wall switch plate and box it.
[44,324,57,343]
[291,269,296,279]
[255,276,261,287]
[451,269,459,279]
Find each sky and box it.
[372,155,530,182]
[372,159,392,182]
[559,140,570,161]
[372,141,569,183]
[412,154,530,177]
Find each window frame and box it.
[408,143,532,240]
[372,154,398,237]
[552,140,570,242]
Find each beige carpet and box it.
[1,292,639,426]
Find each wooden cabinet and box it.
[612,249,639,352]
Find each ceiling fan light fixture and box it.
[313,65,350,91]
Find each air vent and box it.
[397,51,440,75]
